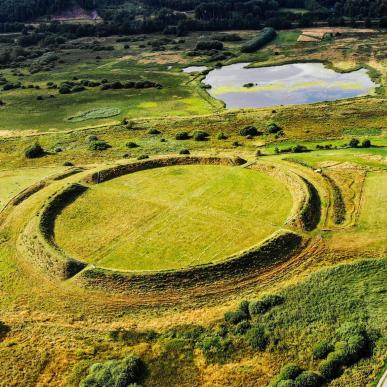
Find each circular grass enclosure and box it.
[65,107,121,122]
[54,165,293,271]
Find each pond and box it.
[201,62,377,108]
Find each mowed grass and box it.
[0,166,65,210]
[54,165,292,271]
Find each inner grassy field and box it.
[54,164,292,271]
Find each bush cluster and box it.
[195,40,224,50]
[101,80,162,90]
[80,355,143,387]
[249,294,285,316]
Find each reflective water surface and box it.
[200,62,376,108]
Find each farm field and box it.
[0,18,386,387]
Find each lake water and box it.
[201,62,376,108]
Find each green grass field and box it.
[0,166,65,210]
[54,165,292,270]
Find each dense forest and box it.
[0,0,385,35]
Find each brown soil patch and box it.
[139,52,188,64]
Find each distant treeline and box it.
[0,0,385,36]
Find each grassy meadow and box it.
[0,26,386,387]
[55,165,292,270]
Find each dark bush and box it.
[248,294,285,316]
[234,321,251,335]
[80,355,143,387]
[63,161,74,166]
[241,27,277,53]
[292,145,309,153]
[240,126,258,137]
[294,371,324,387]
[72,85,85,93]
[217,132,228,140]
[245,326,268,350]
[179,149,190,155]
[349,138,360,148]
[126,142,139,148]
[312,341,334,359]
[175,131,189,140]
[59,84,71,94]
[193,131,209,141]
[148,129,161,135]
[362,139,371,148]
[88,140,111,151]
[318,358,341,380]
[137,154,149,160]
[239,300,250,315]
[267,123,282,134]
[25,142,44,159]
[224,310,248,325]
[195,40,223,50]
[278,364,303,380]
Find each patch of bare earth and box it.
[139,51,189,64]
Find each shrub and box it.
[137,155,149,160]
[234,321,251,335]
[63,161,74,166]
[278,364,303,380]
[88,140,111,151]
[245,326,268,350]
[362,139,371,148]
[312,341,334,359]
[175,131,189,140]
[292,145,309,153]
[25,143,44,159]
[126,142,139,148]
[349,138,360,148]
[195,40,223,50]
[241,28,277,53]
[224,310,248,325]
[249,294,285,316]
[59,84,71,94]
[179,149,190,155]
[239,300,250,315]
[80,355,143,387]
[148,128,161,135]
[240,126,258,137]
[294,371,323,387]
[318,358,341,380]
[72,85,85,93]
[193,131,209,141]
[197,334,233,362]
[217,132,228,140]
[267,123,282,134]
